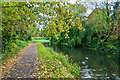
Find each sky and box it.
[69,0,118,4]
[37,0,119,30]
[68,0,118,16]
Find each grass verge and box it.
[36,41,81,78]
[32,37,48,40]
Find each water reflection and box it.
[43,43,120,79]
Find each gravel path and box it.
[2,42,40,78]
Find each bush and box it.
[2,40,32,63]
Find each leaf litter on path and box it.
[2,42,40,78]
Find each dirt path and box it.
[2,42,40,78]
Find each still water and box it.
[43,43,120,79]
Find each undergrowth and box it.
[1,40,32,63]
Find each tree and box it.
[86,1,120,53]
[36,2,86,47]
[2,2,38,51]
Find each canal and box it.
[43,42,120,79]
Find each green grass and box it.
[32,37,50,43]
[2,40,32,63]
[32,37,48,40]
[36,41,81,78]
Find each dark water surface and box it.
[43,43,120,79]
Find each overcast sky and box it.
[69,0,118,3]
[68,0,118,16]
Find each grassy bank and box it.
[36,41,81,78]
[2,40,32,63]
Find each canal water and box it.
[43,43,120,79]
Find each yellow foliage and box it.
[76,23,79,26]
[56,37,59,40]
[73,12,76,14]
[70,19,72,23]
[77,24,82,30]
[62,30,64,32]
[83,28,85,31]
[65,37,67,39]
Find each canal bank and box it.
[43,42,120,79]
[33,37,120,79]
